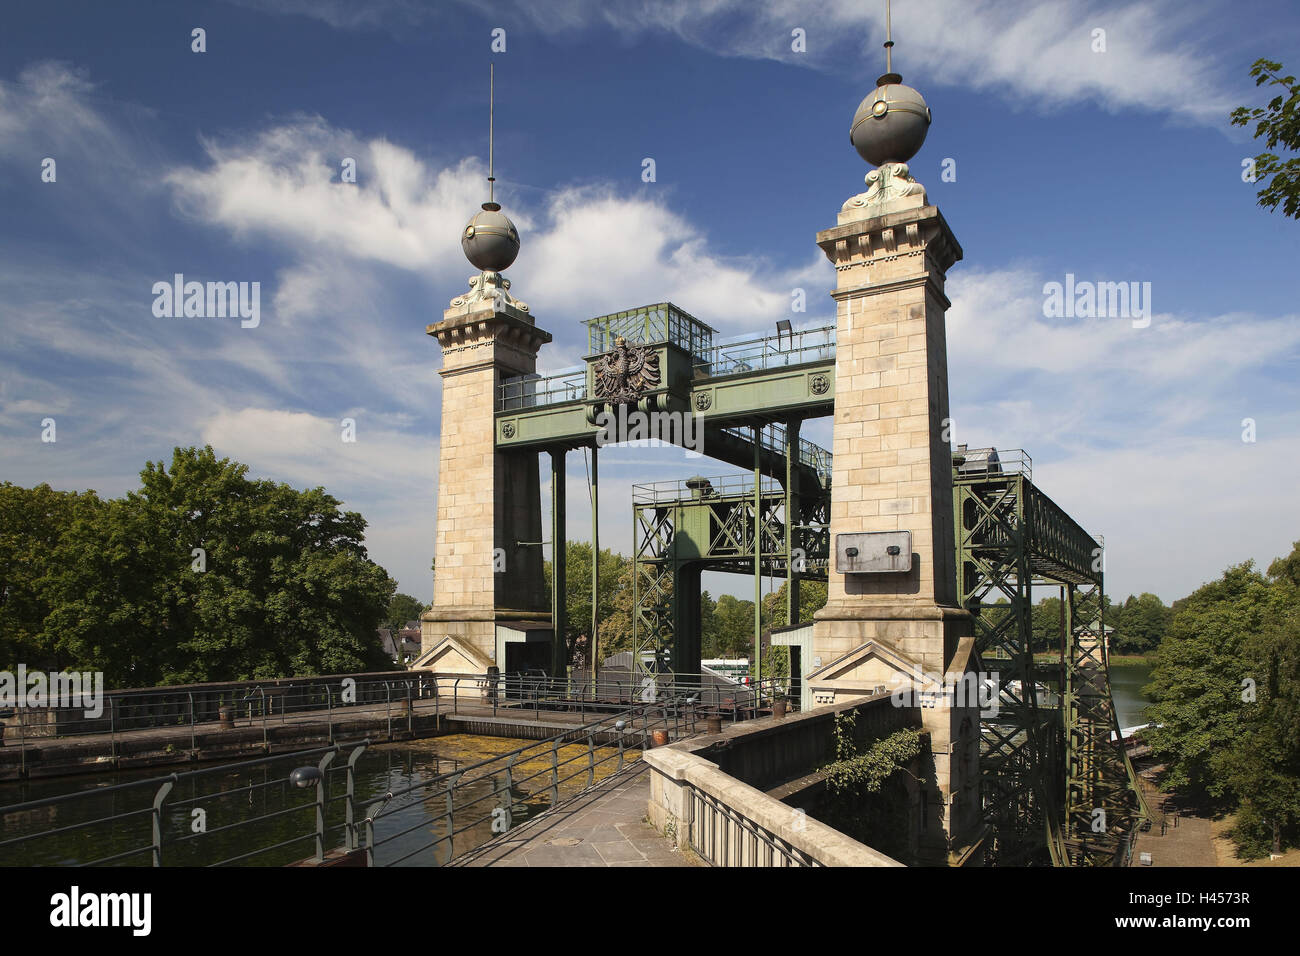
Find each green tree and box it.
[761,580,828,629]
[1111,592,1169,654]
[385,593,427,634]
[1143,562,1273,797]
[0,482,105,671]
[709,593,757,658]
[1213,542,1300,856]
[1232,58,1300,220]
[1031,595,1064,652]
[39,446,394,685]
[543,542,632,661]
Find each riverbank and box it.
[1108,653,1157,667]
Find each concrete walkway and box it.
[450,761,697,867]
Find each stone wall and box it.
[643,694,920,866]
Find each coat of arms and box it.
[593,336,661,405]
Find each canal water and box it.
[0,734,630,867]
[1107,660,1154,729]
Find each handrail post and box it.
[586,735,595,788]
[259,687,268,751]
[406,681,413,734]
[503,753,516,833]
[443,773,459,866]
[345,742,368,851]
[188,692,196,752]
[151,777,176,866]
[109,697,117,759]
[386,681,392,740]
[314,750,336,863]
[327,686,334,743]
[550,740,560,806]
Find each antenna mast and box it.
[884,0,894,74]
[488,62,496,205]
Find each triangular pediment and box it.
[805,640,935,699]
[409,634,491,674]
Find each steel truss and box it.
[954,450,1148,866]
[632,472,830,677]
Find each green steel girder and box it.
[954,454,1148,867]
[494,365,835,454]
[632,476,830,675]
[955,466,1064,866]
[1062,583,1152,866]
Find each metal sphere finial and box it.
[849,1,932,167]
[461,63,521,273]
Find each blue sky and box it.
[1,0,1298,606]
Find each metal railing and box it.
[583,302,715,359]
[632,473,781,505]
[694,324,835,378]
[719,422,832,484]
[497,367,587,411]
[442,671,791,723]
[361,699,690,866]
[0,673,440,772]
[952,446,1031,481]
[1,673,795,867]
[0,740,375,867]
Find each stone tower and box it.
[806,57,984,864]
[418,101,553,671]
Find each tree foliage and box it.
[1144,541,1300,856]
[384,593,427,634]
[2,447,395,686]
[1231,58,1300,220]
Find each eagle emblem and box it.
[593,336,661,404]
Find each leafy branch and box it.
[1230,58,1300,220]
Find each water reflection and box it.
[0,735,631,867]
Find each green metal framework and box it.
[631,471,830,674]
[953,449,1149,866]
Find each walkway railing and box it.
[1,693,716,867]
[445,672,791,724]
[0,673,440,772]
[362,697,694,866]
[694,324,835,378]
[0,740,376,867]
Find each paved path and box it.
[450,761,697,867]
[1130,770,1217,867]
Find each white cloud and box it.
[943,266,1300,600]
[163,119,832,347]
[518,186,829,332]
[1036,434,1300,602]
[233,0,1239,123]
[166,119,490,280]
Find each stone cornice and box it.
[816,204,963,276]
[426,308,552,375]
